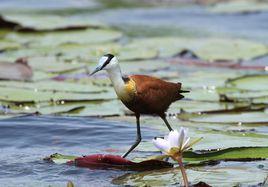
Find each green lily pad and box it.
[56,43,121,61]
[178,111,268,124]
[193,38,268,61]
[226,74,268,91]
[119,46,158,61]
[0,80,107,93]
[1,14,105,31]
[0,39,21,51]
[68,100,125,117]
[186,88,219,102]
[128,37,268,61]
[127,37,188,58]
[44,153,76,164]
[183,146,268,163]
[27,56,85,73]
[6,29,123,47]
[0,87,116,103]
[168,100,235,114]
[209,1,268,14]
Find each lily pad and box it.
[178,111,268,124]
[1,14,105,31]
[6,29,123,47]
[186,88,219,102]
[209,1,268,14]
[45,153,173,171]
[226,74,268,91]
[0,39,21,51]
[183,146,268,163]
[69,100,124,117]
[27,56,85,73]
[119,46,158,61]
[0,80,107,93]
[128,37,268,61]
[0,87,116,103]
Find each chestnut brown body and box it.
[122,75,185,115]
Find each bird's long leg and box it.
[159,114,173,162]
[122,113,141,158]
[160,114,173,131]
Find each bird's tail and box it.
[179,90,190,93]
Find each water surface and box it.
[0,116,159,186]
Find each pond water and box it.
[0,116,159,186]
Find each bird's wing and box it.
[129,75,182,112]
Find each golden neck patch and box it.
[116,78,136,102]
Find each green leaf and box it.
[128,37,268,61]
[226,74,268,91]
[6,29,123,47]
[1,14,105,31]
[44,153,76,164]
[209,1,268,14]
[0,80,107,93]
[27,56,84,73]
[183,146,268,163]
[0,39,21,51]
[0,87,116,103]
[178,111,268,124]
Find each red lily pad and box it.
[67,154,173,171]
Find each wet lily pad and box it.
[209,1,268,14]
[45,153,173,171]
[6,29,123,47]
[27,56,84,73]
[69,100,124,117]
[226,74,268,91]
[183,146,268,163]
[119,46,158,61]
[178,111,268,124]
[128,37,268,61]
[1,14,104,31]
[186,88,219,102]
[0,87,116,103]
[0,80,107,93]
[0,39,21,51]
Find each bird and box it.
[90,54,189,158]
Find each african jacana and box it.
[90,54,189,158]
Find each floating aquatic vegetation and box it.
[5,29,123,47]
[128,37,268,61]
[209,0,268,14]
[0,14,105,31]
[45,153,173,171]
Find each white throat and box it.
[106,65,125,95]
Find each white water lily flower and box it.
[153,127,200,157]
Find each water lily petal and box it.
[152,138,170,153]
[178,127,186,150]
[183,128,189,142]
[181,137,190,151]
[168,130,180,147]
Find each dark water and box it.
[0,116,159,186]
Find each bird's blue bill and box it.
[90,66,102,76]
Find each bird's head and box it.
[90,54,118,75]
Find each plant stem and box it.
[174,155,189,187]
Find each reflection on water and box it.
[0,116,159,186]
